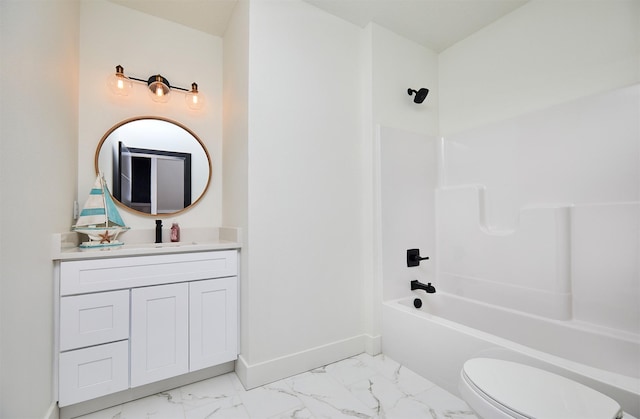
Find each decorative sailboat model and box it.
[73,175,130,248]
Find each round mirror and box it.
[95,116,211,216]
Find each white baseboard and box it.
[43,402,59,419]
[364,334,381,356]
[236,334,371,389]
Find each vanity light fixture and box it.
[108,65,204,110]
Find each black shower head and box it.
[408,88,429,104]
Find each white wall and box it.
[439,0,640,135]
[372,24,439,136]
[0,1,79,417]
[78,0,222,230]
[222,0,250,366]
[235,0,366,387]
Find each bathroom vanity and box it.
[52,228,241,415]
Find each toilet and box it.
[459,358,623,419]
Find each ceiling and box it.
[109,0,529,52]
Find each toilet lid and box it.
[462,358,622,419]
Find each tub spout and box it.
[411,280,436,294]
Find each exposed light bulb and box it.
[186,82,204,110]
[108,65,132,96]
[148,75,170,103]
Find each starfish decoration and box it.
[98,230,113,244]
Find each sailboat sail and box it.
[73,175,129,247]
[104,186,126,226]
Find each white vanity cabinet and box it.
[55,249,238,408]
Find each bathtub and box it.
[381,293,640,417]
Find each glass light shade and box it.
[185,83,204,110]
[147,75,171,103]
[108,66,133,96]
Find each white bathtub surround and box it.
[436,85,639,332]
[74,353,476,419]
[437,186,572,319]
[436,85,639,329]
[571,202,640,333]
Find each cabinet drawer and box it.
[59,340,129,406]
[60,250,238,295]
[60,290,129,351]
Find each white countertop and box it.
[52,227,242,261]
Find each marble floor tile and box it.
[412,385,477,417]
[284,370,375,418]
[180,374,239,412]
[74,353,475,419]
[323,356,379,387]
[71,403,123,419]
[238,380,305,418]
[182,393,249,419]
[351,354,402,382]
[119,388,186,419]
[267,406,315,419]
[388,365,436,397]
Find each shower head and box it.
[408,88,429,104]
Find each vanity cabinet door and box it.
[189,277,238,371]
[130,283,189,387]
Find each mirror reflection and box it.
[95,117,211,216]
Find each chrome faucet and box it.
[411,280,436,294]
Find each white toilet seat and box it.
[459,358,623,419]
[460,366,530,419]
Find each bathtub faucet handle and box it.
[407,249,429,267]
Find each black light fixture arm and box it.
[126,75,190,92]
[171,85,190,92]
[118,67,193,92]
